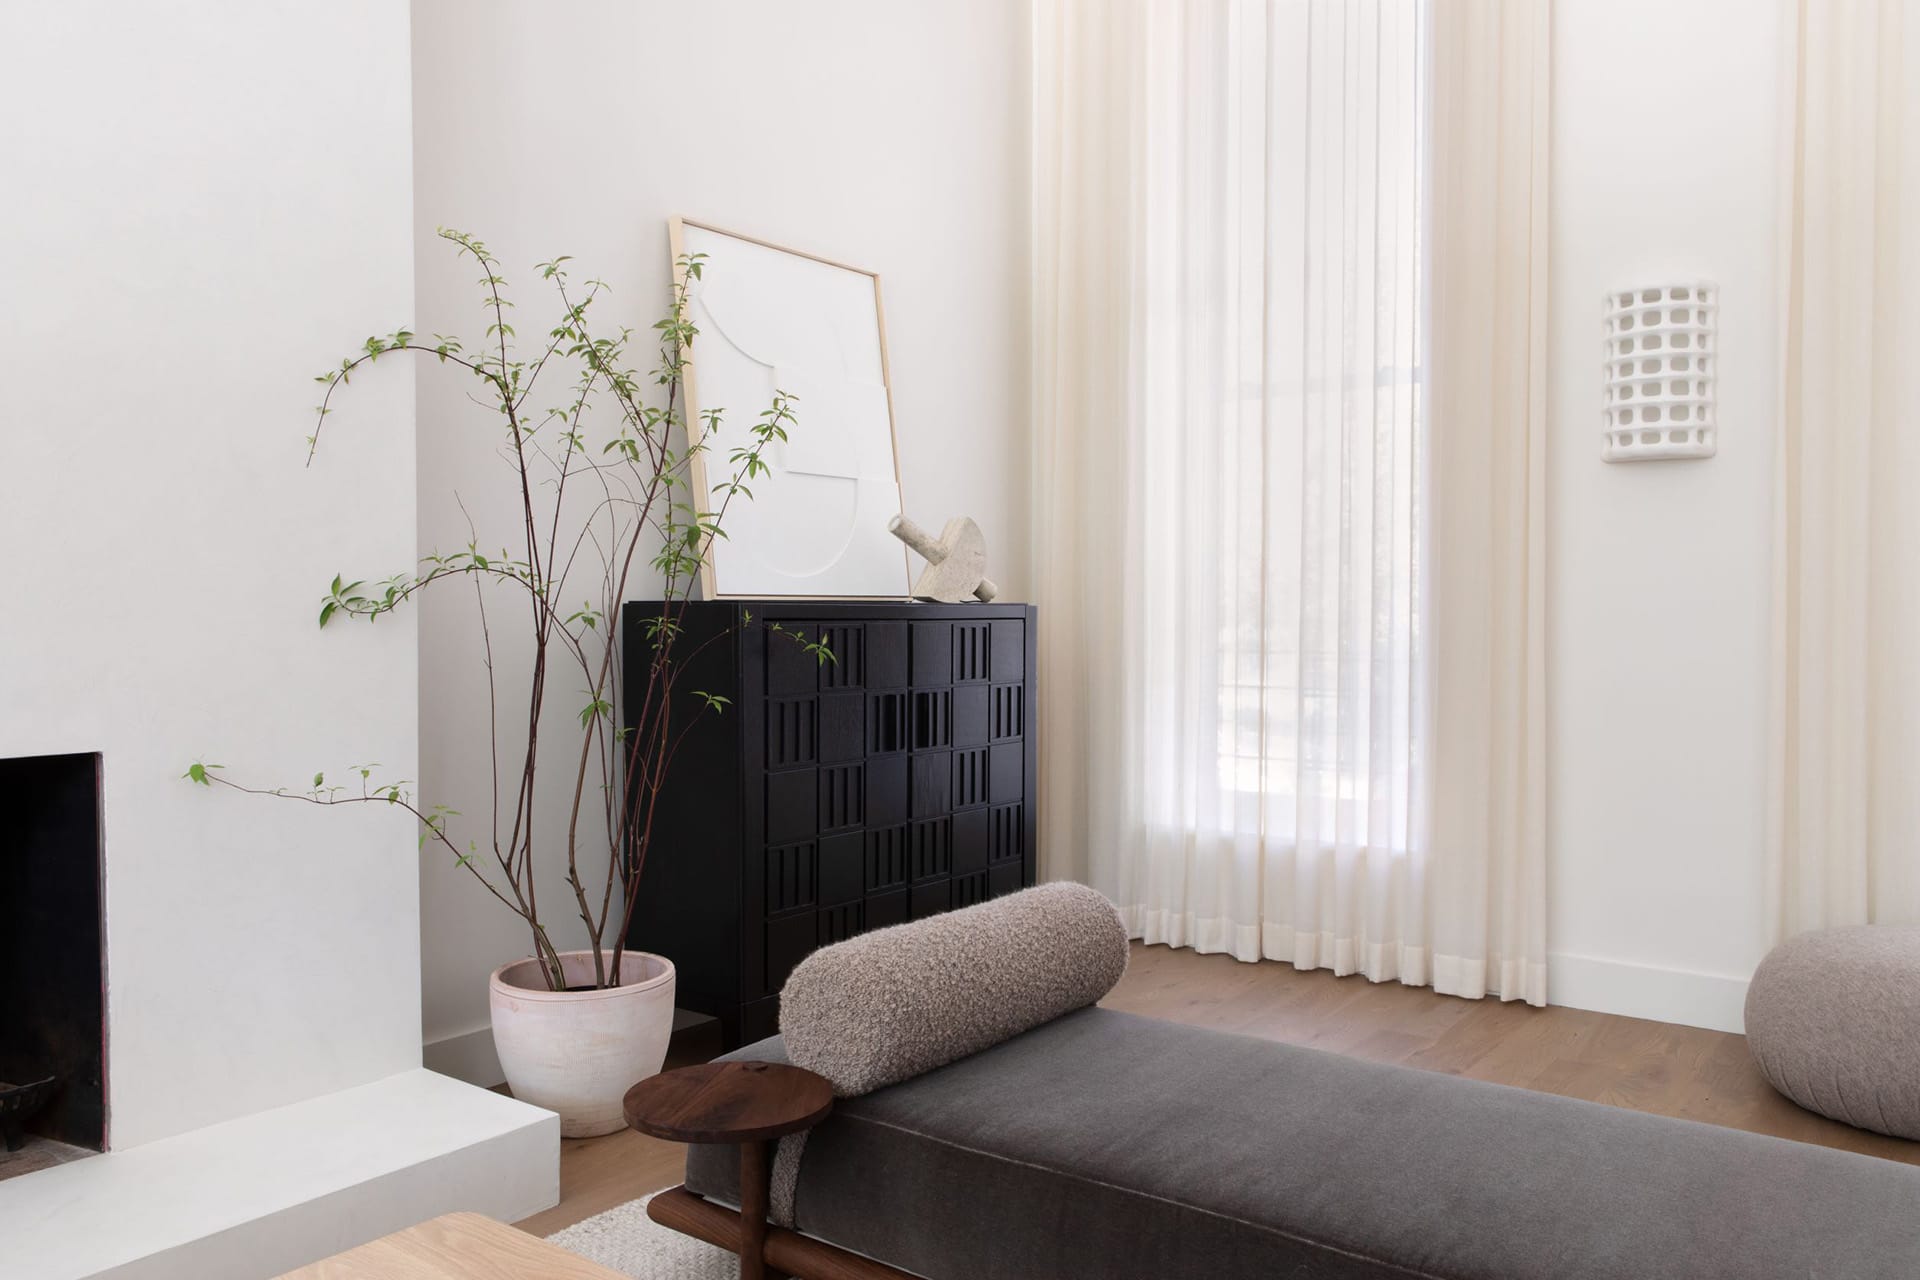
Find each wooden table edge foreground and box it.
[273,1210,627,1279]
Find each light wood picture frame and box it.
[669,218,911,600]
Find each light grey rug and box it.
[548,1193,738,1279]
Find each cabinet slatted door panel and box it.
[954,622,991,683]
[913,690,951,750]
[870,692,909,754]
[766,842,816,913]
[953,748,988,810]
[990,803,1023,865]
[624,601,1037,1050]
[768,699,818,768]
[911,817,951,881]
[820,764,864,832]
[820,624,865,689]
[991,684,1023,741]
[867,825,910,891]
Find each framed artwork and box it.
[670,218,910,599]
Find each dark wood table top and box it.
[624,1061,833,1145]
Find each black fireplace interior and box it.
[0,752,106,1152]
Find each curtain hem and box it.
[1123,905,1546,1007]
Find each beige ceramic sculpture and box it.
[887,514,999,603]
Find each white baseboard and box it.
[1547,951,1751,1034]
[424,1007,720,1091]
[2,1068,557,1280]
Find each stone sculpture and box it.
[886,514,999,603]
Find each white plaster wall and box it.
[1546,0,1784,1032]
[0,1,422,1146]
[409,0,1031,1072]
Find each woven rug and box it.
[548,1193,738,1279]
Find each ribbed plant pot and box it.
[489,949,676,1138]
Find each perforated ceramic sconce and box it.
[1602,283,1717,461]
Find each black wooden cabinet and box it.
[622,600,1038,1048]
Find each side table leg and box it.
[739,1138,785,1280]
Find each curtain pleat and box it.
[1422,0,1551,1004]
[1033,0,1550,1005]
[1768,0,1920,934]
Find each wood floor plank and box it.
[522,940,1920,1237]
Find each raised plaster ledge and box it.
[0,1068,557,1279]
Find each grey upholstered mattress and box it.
[686,1007,1920,1279]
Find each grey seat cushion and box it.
[1746,924,1920,1140]
[689,1007,1920,1280]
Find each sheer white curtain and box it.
[1034,0,1548,1003]
[1768,0,1920,933]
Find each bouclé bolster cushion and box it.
[777,881,1129,1095]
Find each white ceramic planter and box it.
[489,948,676,1138]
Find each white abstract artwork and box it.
[672,219,910,598]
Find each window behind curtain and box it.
[1132,0,1426,857]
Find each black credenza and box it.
[622,600,1038,1048]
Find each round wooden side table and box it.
[624,1061,833,1280]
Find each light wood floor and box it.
[517,940,1920,1237]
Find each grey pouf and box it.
[1745,925,1920,1140]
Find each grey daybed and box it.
[686,1008,1920,1279]
[659,885,1920,1279]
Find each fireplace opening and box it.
[0,751,107,1179]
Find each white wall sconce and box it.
[1603,282,1717,461]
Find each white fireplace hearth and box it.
[8,1072,553,1280]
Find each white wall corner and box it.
[423,1023,506,1090]
[1547,951,1751,1035]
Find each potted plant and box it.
[188,229,825,1135]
